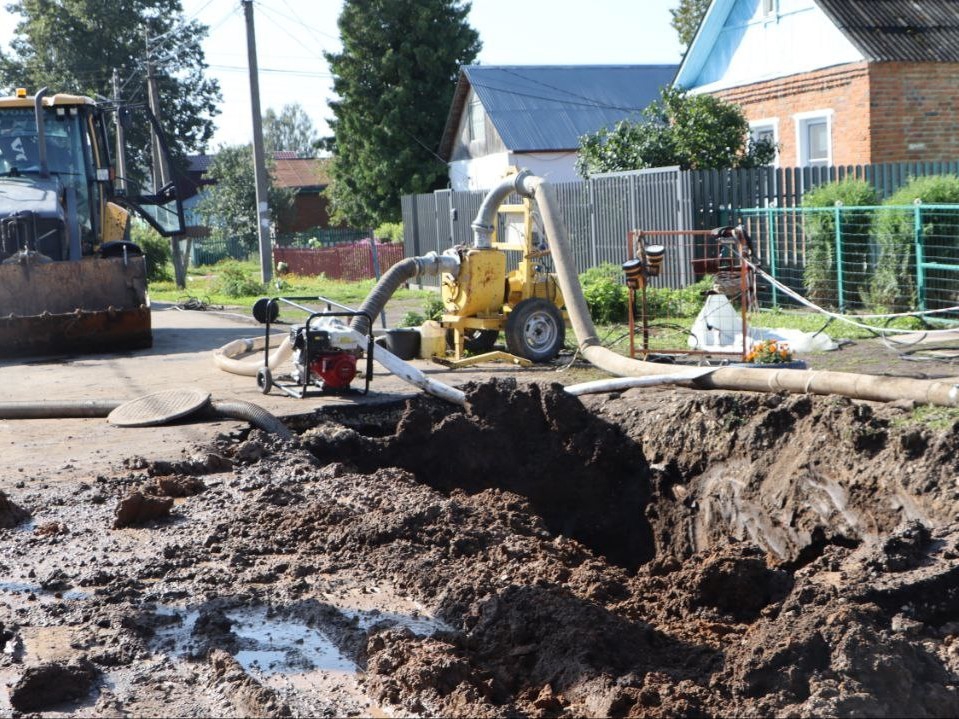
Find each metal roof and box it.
[439,65,677,159]
[272,157,331,189]
[815,0,959,62]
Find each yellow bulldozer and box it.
[0,87,184,357]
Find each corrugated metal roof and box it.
[439,65,677,158]
[815,0,959,62]
[272,158,331,189]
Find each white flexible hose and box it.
[564,369,717,396]
[212,335,292,377]
[212,331,466,406]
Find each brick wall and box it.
[714,63,871,166]
[869,62,959,162]
[713,61,959,167]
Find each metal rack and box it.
[624,227,754,361]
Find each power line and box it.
[254,2,328,60]
[208,63,331,78]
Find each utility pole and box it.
[242,0,273,283]
[145,34,186,288]
[111,68,128,193]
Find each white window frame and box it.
[794,109,834,168]
[467,98,485,144]
[749,118,779,167]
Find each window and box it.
[762,0,778,16]
[749,119,778,166]
[794,111,833,168]
[467,99,485,144]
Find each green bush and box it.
[578,263,712,324]
[645,275,713,318]
[580,263,628,323]
[400,311,425,327]
[801,179,878,308]
[131,222,172,283]
[423,294,444,321]
[214,261,266,298]
[374,221,404,243]
[869,175,959,310]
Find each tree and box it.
[324,0,480,227]
[264,103,320,158]
[576,87,776,177]
[0,0,221,175]
[195,144,295,253]
[671,0,711,48]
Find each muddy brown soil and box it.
[2,379,959,717]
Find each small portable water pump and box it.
[289,320,362,391]
[253,297,374,398]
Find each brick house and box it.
[674,0,959,167]
[184,153,338,236]
[271,154,337,233]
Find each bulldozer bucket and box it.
[0,256,151,357]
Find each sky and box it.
[0,0,685,150]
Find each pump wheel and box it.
[505,298,565,362]
[447,329,499,354]
[256,367,273,395]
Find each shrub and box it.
[131,222,172,283]
[869,175,959,310]
[374,221,404,243]
[214,261,265,298]
[400,311,425,327]
[801,179,878,308]
[423,294,444,321]
[580,263,628,323]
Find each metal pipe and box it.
[470,169,535,248]
[33,87,49,179]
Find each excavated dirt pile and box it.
[1,379,958,717]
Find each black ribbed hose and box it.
[349,257,420,335]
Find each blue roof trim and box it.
[674,0,737,89]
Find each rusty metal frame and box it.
[625,228,752,361]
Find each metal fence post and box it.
[766,205,778,307]
[834,201,845,312]
[914,200,926,311]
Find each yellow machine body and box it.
[440,196,567,361]
[441,248,505,317]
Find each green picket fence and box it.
[737,204,959,314]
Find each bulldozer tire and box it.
[447,329,499,354]
[256,367,273,395]
[505,298,565,362]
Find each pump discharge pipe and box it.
[486,172,959,408]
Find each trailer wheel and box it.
[505,298,565,362]
[256,367,273,395]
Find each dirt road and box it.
[2,305,959,716]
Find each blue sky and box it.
[0,0,685,149]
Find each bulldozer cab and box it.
[0,89,185,357]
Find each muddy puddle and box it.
[2,379,959,716]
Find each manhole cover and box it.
[108,388,211,427]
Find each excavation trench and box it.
[3,380,959,717]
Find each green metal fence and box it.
[274,228,369,248]
[738,204,959,314]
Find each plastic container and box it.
[418,321,445,359]
[382,328,420,360]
